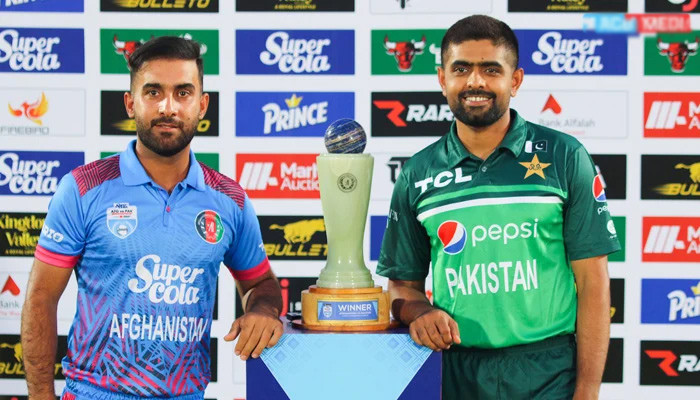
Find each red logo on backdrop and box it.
[1,276,20,296]
[541,94,562,114]
[642,217,700,262]
[236,154,319,199]
[644,93,700,137]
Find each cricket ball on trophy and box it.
[324,118,367,154]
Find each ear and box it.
[510,67,524,97]
[199,92,210,120]
[124,91,135,118]
[437,66,447,97]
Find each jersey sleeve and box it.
[35,173,86,268]
[563,145,621,261]
[376,169,431,281]
[223,195,270,281]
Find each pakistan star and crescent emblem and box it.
[519,154,551,179]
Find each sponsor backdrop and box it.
[0,1,698,399]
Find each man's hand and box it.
[224,311,283,360]
[409,308,461,351]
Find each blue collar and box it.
[119,140,205,191]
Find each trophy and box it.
[296,119,392,331]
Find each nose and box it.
[466,69,486,89]
[158,94,176,117]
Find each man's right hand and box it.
[409,308,461,351]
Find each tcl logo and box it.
[642,217,700,262]
[236,154,319,199]
[644,93,700,137]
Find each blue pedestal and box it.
[247,320,441,400]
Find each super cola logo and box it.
[236,154,319,198]
[0,28,84,73]
[0,151,83,196]
[127,254,205,305]
[516,30,627,75]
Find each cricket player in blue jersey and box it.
[21,36,283,400]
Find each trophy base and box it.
[299,285,393,331]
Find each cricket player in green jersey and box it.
[377,15,620,400]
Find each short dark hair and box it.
[441,15,519,69]
[128,36,204,92]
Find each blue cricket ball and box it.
[324,119,367,154]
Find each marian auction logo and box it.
[371,29,445,74]
[236,0,353,11]
[371,92,452,137]
[0,212,45,256]
[100,90,219,136]
[101,0,219,12]
[1,89,85,136]
[515,30,627,75]
[0,0,83,12]
[644,93,700,138]
[509,0,627,12]
[641,155,700,199]
[235,92,354,137]
[0,151,83,196]
[0,28,84,73]
[642,217,700,262]
[236,30,354,75]
[100,29,218,74]
[642,279,699,324]
[645,32,700,75]
[236,153,319,198]
[641,341,700,385]
[646,0,700,12]
[258,216,327,260]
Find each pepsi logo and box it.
[438,220,466,255]
[592,174,607,202]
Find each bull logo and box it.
[384,35,426,72]
[113,35,145,62]
[657,37,698,73]
[270,218,325,244]
[0,342,22,362]
[676,162,700,182]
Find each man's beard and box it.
[449,90,507,128]
[135,116,197,157]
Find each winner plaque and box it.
[297,119,392,331]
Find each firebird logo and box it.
[657,37,698,73]
[8,92,49,125]
[384,35,426,72]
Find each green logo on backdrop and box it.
[100,152,219,171]
[371,29,445,75]
[100,29,219,74]
[644,31,700,76]
[609,216,625,262]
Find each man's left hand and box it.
[224,311,283,360]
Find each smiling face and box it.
[125,58,209,157]
[438,39,523,129]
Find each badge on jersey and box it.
[438,220,466,255]
[106,202,138,239]
[593,174,607,202]
[195,210,224,244]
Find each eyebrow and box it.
[141,83,197,91]
[450,60,504,69]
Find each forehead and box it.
[133,58,199,88]
[443,39,512,65]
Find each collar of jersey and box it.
[119,139,206,191]
[446,108,528,168]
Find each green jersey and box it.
[377,109,620,349]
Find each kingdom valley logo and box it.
[258,216,327,260]
[0,212,45,256]
[370,0,491,14]
[641,341,700,385]
[0,334,66,379]
[644,93,700,138]
[642,217,700,262]
[0,151,84,196]
[645,32,700,76]
[0,0,83,12]
[602,338,624,383]
[511,91,628,138]
[101,0,219,12]
[641,155,699,199]
[236,0,353,11]
[509,0,627,12]
[646,0,700,12]
[236,154,319,199]
[236,30,354,75]
[371,30,445,75]
[100,91,219,136]
[642,279,700,324]
[100,29,218,74]
[0,28,84,73]
[515,30,627,75]
[235,276,317,318]
[235,92,354,137]
[371,92,452,137]
[1,89,85,136]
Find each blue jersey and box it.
[36,141,270,399]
